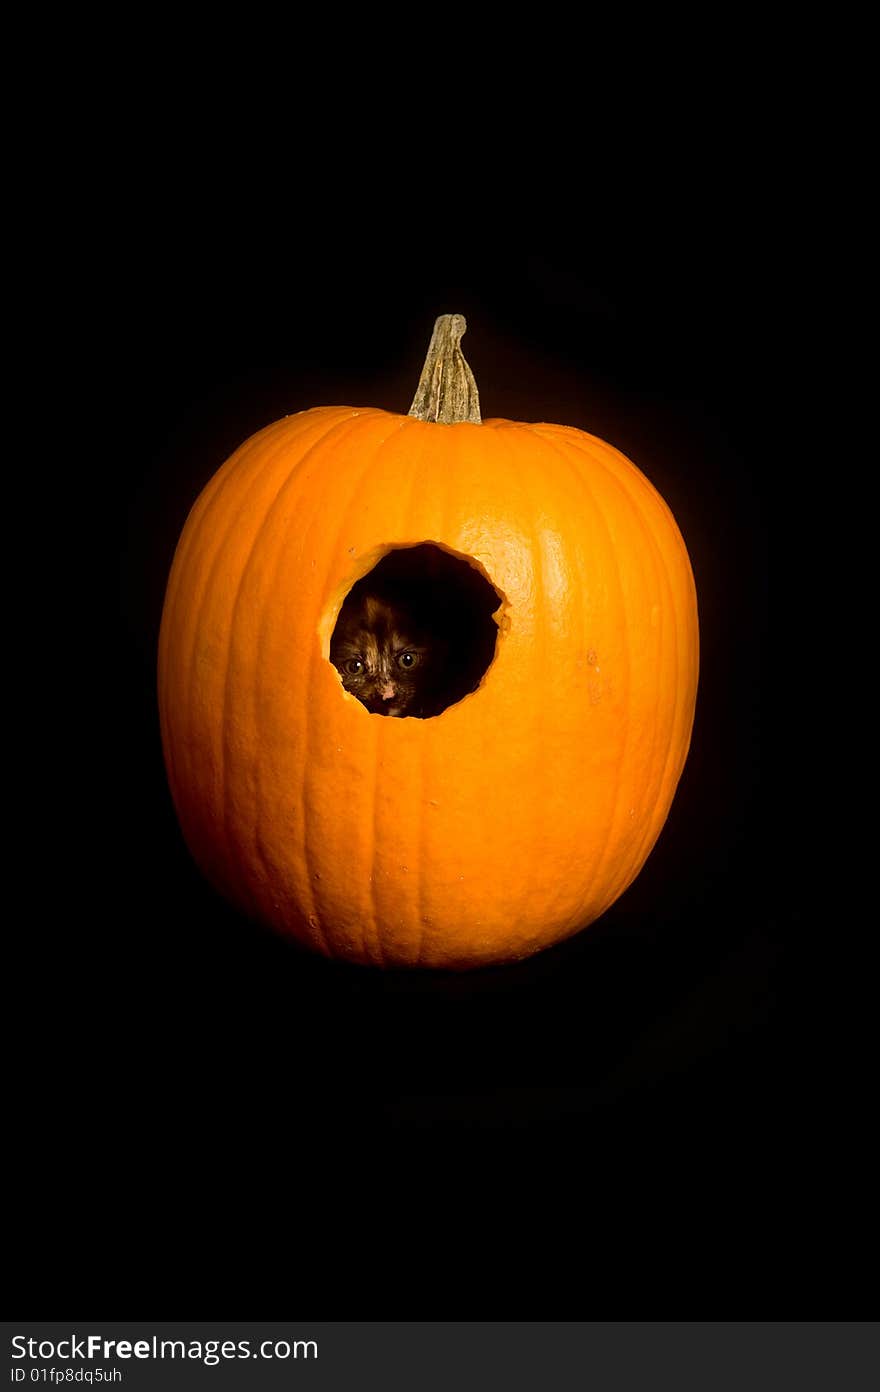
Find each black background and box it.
[12,100,859,1319]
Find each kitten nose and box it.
[379,682,396,701]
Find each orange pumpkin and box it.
[158,315,699,969]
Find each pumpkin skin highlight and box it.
[158,404,699,969]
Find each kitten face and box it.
[330,594,436,717]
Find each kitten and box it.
[330,592,448,718]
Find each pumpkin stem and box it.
[408,313,481,425]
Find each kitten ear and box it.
[364,594,393,627]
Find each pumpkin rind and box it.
[158,403,699,969]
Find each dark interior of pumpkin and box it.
[330,543,502,718]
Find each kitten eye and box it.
[398,651,419,669]
[344,658,364,675]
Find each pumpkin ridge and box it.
[159,419,292,808]
[319,419,407,961]
[166,417,318,873]
[611,457,687,905]
[507,425,575,949]
[551,425,697,906]
[585,425,691,544]
[501,422,553,947]
[559,427,634,923]
[621,473,678,905]
[360,416,431,967]
[221,411,370,934]
[523,423,590,929]
[445,424,520,951]
[524,423,636,917]
[249,414,386,941]
[408,430,493,965]
[162,416,294,634]
[290,412,410,958]
[540,425,668,907]
[311,414,418,964]
[409,508,442,969]
[581,433,696,900]
[394,424,448,968]
[442,426,523,956]
[546,436,592,930]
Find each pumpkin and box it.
[158,315,699,969]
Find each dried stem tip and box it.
[408,313,482,425]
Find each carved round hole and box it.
[329,543,504,719]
